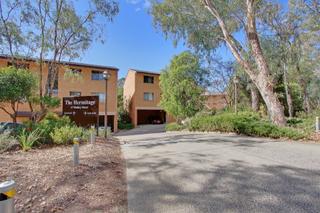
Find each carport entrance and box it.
[137,110,166,125]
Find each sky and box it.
[78,0,288,79]
[80,0,188,79]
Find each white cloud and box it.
[127,0,151,12]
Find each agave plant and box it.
[18,128,42,151]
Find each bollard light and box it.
[73,138,80,166]
[0,180,16,213]
[90,126,96,145]
[316,117,319,133]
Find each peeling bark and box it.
[283,63,293,118]
[202,0,286,126]
[250,84,259,112]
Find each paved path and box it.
[117,129,320,213]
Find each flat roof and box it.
[0,54,119,71]
[129,68,160,75]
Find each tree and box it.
[29,0,119,97]
[0,0,119,121]
[160,52,207,122]
[0,66,37,122]
[0,0,32,59]
[152,0,287,125]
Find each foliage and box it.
[160,51,207,121]
[188,112,307,140]
[165,123,185,131]
[117,78,133,129]
[118,122,134,130]
[24,112,72,144]
[0,132,19,153]
[18,128,42,151]
[151,0,320,125]
[0,66,37,121]
[50,125,89,145]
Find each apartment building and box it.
[123,69,175,127]
[204,93,228,110]
[0,55,119,132]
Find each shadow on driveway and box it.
[127,153,320,212]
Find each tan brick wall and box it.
[0,57,118,132]
[123,69,176,126]
[204,94,228,110]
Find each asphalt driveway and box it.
[117,128,320,213]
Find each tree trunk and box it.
[302,84,311,114]
[245,0,286,126]
[283,63,293,118]
[12,115,17,123]
[202,0,286,126]
[250,84,259,111]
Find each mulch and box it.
[0,137,127,213]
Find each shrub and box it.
[165,123,185,131]
[118,122,134,130]
[118,109,133,130]
[50,126,89,145]
[0,132,19,153]
[189,111,307,140]
[33,113,72,144]
[189,111,259,132]
[18,129,42,151]
[287,118,303,127]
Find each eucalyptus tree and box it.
[287,0,320,113]
[152,0,291,125]
[0,0,32,60]
[25,0,119,120]
[29,0,119,97]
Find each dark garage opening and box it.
[137,110,166,125]
[99,115,114,132]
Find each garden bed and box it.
[166,111,319,141]
[0,137,127,213]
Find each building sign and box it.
[63,96,99,127]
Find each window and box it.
[92,92,105,102]
[66,68,82,75]
[7,62,30,69]
[70,91,81,97]
[144,75,154,84]
[91,71,104,80]
[71,68,81,74]
[144,92,154,101]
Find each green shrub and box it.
[189,111,259,132]
[118,122,134,130]
[165,123,185,131]
[287,118,303,127]
[18,129,42,151]
[189,111,307,140]
[0,132,19,152]
[50,126,88,145]
[32,113,72,144]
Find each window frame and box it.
[143,92,154,101]
[69,91,81,97]
[91,92,105,103]
[143,75,154,84]
[91,70,104,80]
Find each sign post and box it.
[63,96,99,128]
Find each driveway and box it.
[117,129,320,213]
